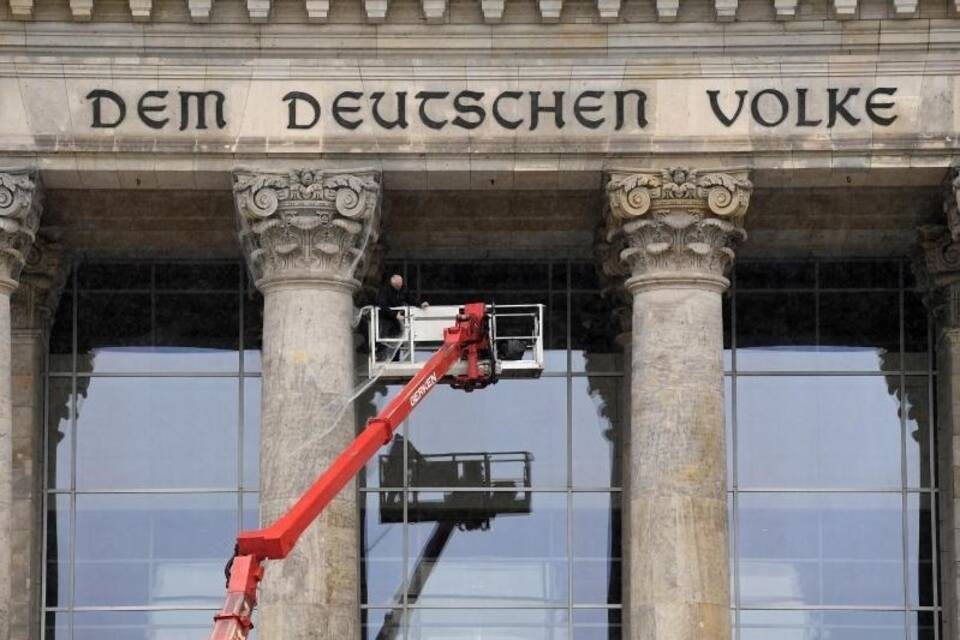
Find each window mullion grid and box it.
[899,260,912,640]
[730,265,741,640]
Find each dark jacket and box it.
[376,284,419,334]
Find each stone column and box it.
[234,168,382,640]
[916,170,960,640]
[0,170,42,640]
[603,167,751,640]
[9,236,68,640]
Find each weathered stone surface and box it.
[914,170,960,640]
[604,167,750,640]
[234,168,381,640]
[0,170,41,640]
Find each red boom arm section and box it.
[209,302,494,640]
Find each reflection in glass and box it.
[738,493,904,607]
[572,377,623,488]
[75,377,239,490]
[360,492,404,606]
[903,376,934,489]
[46,378,73,490]
[572,492,621,605]
[43,612,69,640]
[407,379,567,488]
[571,292,622,373]
[819,260,899,289]
[406,492,567,606]
[735,292,816,371]
[739,609,906,640]
[904,291,931,372]
[737,376,903,489]
[73,493,237,607]
[907,493,934,607]
[818,291,899,372]
[243,377,261,489]
[72,609,216,640]
[573,608,621,640]
[910,611,938,640]
[45,495,71,609]
[407,608,568,639]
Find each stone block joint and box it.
[233,168,382,292]
[604,167,752,292]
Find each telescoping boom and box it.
[208,302,503,639]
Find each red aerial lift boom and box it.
[209,302,499,640]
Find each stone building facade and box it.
[0,1,958,638]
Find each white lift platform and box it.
[364,303,544,382]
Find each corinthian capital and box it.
[916,171,960,328]
[12,234,70,334]
[233,168,382,290]
[0,169,43,293]
[604,167,752,290]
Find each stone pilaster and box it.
[604,167,751,640]
[916,170,960,640]
[234,168,382,640]
[0,169,42,640]
[9,236,68,640]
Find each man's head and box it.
[389,274,403,290]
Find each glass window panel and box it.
[819,260,900,289]
[551,261,567,289]
[152,293,239,372]
[419,263,549,290]
[406,379,567,488]
[363,609,403,640]
[735,292,817,371]
[737,376,903,489]
[818,291,899,372]
[357,383,404,489]
[76,263,151,290]
[243,377,261,490]
[723,294,732,372]
[910,611,938,640]
[572,377,623,488]
[45,494,71,609]
[242,492,259,531]
[739,610,906,640]
[570,262,600,290]
[155,263,240,290]
[73,609,216,640]
[406,492,567,606]
[903,376,934,489]
[361,492,405,606]
[243,291,263,374]
[75,377,239,490]
[407,608,568,639]
[735,261,816,289]
[573,608,621,640]
[572,493,621,605]
[46,378,73,490]
[738,493,904,607]
[73,493,237,607]
[48,291,72,373]
[571,293,624,374]
[43,612,69,640]
[907,492,935,607]
[546,293,568,372]
[904,291,930,372]
[76,292,152,373]
[725,377,733,491]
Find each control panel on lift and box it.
[364,303,544,383]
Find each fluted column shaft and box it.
[604,167,751,640]
[0,170,42,640]
[917,176,960,640]
[234,168,381,640]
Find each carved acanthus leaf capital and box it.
[0,169,43,293]
[915,223,960,328]
[11,234,71,333]
[594,224,632,338]
[943,168,960,241]
[233,168,382,290]
[604,167,752,288]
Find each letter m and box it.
[179,91,227,130]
